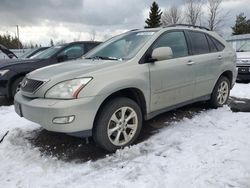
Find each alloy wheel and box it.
[107,106,138,146]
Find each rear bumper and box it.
[14,92,104,135]
[237,73,250,81]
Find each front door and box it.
[148,31,195,112]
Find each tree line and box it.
[145,0,250,35]
[0,34,23,49]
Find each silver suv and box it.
[14,25,237,152]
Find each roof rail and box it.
[129,29,139,32]
[166,24,210,31]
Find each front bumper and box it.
[237,66,250,81]
[14,92,103,135]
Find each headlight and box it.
[0,70,9,76]
[45,77,92,99]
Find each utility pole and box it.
[16,25,20,50]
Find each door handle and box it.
[187,60,195,65]
[218,55,222,60]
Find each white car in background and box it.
[236,50,250,81]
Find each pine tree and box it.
[50,39,54,47]
[232,13,250,35]
[145,2,162,28]
[0,34,23,49]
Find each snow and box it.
[231,83,250,99]
[0,83,250,188]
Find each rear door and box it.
[148,31,196,112]
[186,31,223,98]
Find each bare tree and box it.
[161,6,183,26]
[89,30,96,41]
[184,0,203,25]
[207,0,227,31]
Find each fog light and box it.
[52,115,75,124]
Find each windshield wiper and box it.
[85,56,120,61]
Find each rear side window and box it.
[210,36,225,51]
[206,35,217,52]
[153,31,188,58]
[188,31,210,55]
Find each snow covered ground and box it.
[0,83,250,188]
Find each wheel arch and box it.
[219,70,233,88]
[7,73,26,98]
[93,87,147,131]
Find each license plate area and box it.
[14,101,23,117]
[238,67,250,73]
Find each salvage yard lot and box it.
[0,83,250,188]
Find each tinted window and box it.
[206,35,217,52]
[211,37,225,51]
[189,31,210,55]
[153,31,188,58]
[85,43,99,52]
[58,44,84,59]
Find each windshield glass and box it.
[19,49,37,58]
[31,45,64,59]
[235,41,250,52]
[85,31,156,60]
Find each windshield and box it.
[31,45,64,59]
[19,48,37,58]
[235,41,250,52]
[85,31,155,60]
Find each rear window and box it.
[210,36,225,51]
[188,31,210,55]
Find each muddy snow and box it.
[0,83,250,188]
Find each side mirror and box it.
[57,54,68,62]
[151,47,173,61]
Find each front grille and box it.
[21,78,44,93]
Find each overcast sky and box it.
[0,0,249,46]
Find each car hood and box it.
[27,59,122,81]
[0,58,42,69]
[237,52,250,59]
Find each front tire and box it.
[209,76,230,108]
[93,97,142,152]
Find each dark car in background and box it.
[0,44,18,59]
[0,41,101,99]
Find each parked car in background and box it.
[15,25,237,152]
[0,41,101,98]
[18,47,49,59]
[236,49,250,82]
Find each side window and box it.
[210,37,225,51]
[153,31,188,58]
[58,44,84,59]
[189,31,210,55]
[206,35,217,52]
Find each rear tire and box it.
[10,77,24,98]
[93,97,142,152]
[209,76,230,108]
